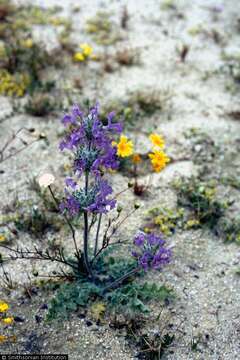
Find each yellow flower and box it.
[73,52,85,62]
[184,219,200,229]
[2,317,14,325]
[0,235,5,242]
[132,154,142,164]
[22,38,33,48]
[149,150,170,172]
[0,335,7,343]
[149,133,165,148]
[80,43,93,57]
[114,135,133,157]
[50,17,62,26]
[0,302,9,313]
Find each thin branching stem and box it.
[93,208,138,262]
[83,172,94,278]
[0,244,78,270]
[113,186,131,200]
[48,185,81,264]
[94,213,102,256]
[0,128,40,164]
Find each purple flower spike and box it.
[59,103,124,217]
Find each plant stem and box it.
[83,172,94,278]
[83,211,94,278]
[94,213,102,256]
[103,267,140,292]
[48,185,81,264]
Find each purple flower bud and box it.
[147,233,165,246]
[65,177,77,189]
[134,232,145,247]
[72,104,83,119]
[61,114,73,126]
[105,111,123,133]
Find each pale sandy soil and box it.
[0,0,240,359]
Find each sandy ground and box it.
[0,0,240,359]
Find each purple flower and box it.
[139,252,152,271]
[72,104,83,119]
[152,248,172,270]
[131,231,172,272]
[147,233,165,246]
[62,114,73,126]
[60,195,80,216]
[59,103,121,175]
[87,179,116,214]
[65,177,77,189]
[59,103,123,217]
[61,105,83,126]
[131,250,140,258]
[134,232,145,247]
[105,112,123,133]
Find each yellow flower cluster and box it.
[0,70,29,97]
[148,133,170,173]
[73,43,94,62]
[0,301,14,325]
[0,301,14,342]
[113,132,169,173]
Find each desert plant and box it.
[174,177,228,232]
[1,103,172,318]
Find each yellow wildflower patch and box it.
[0,70,29,97]
[73,43,94,62]
[2,317,14,325]
[184,219,200,230]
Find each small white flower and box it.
[38,173,55,188]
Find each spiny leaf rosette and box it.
[58,103,171,287]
